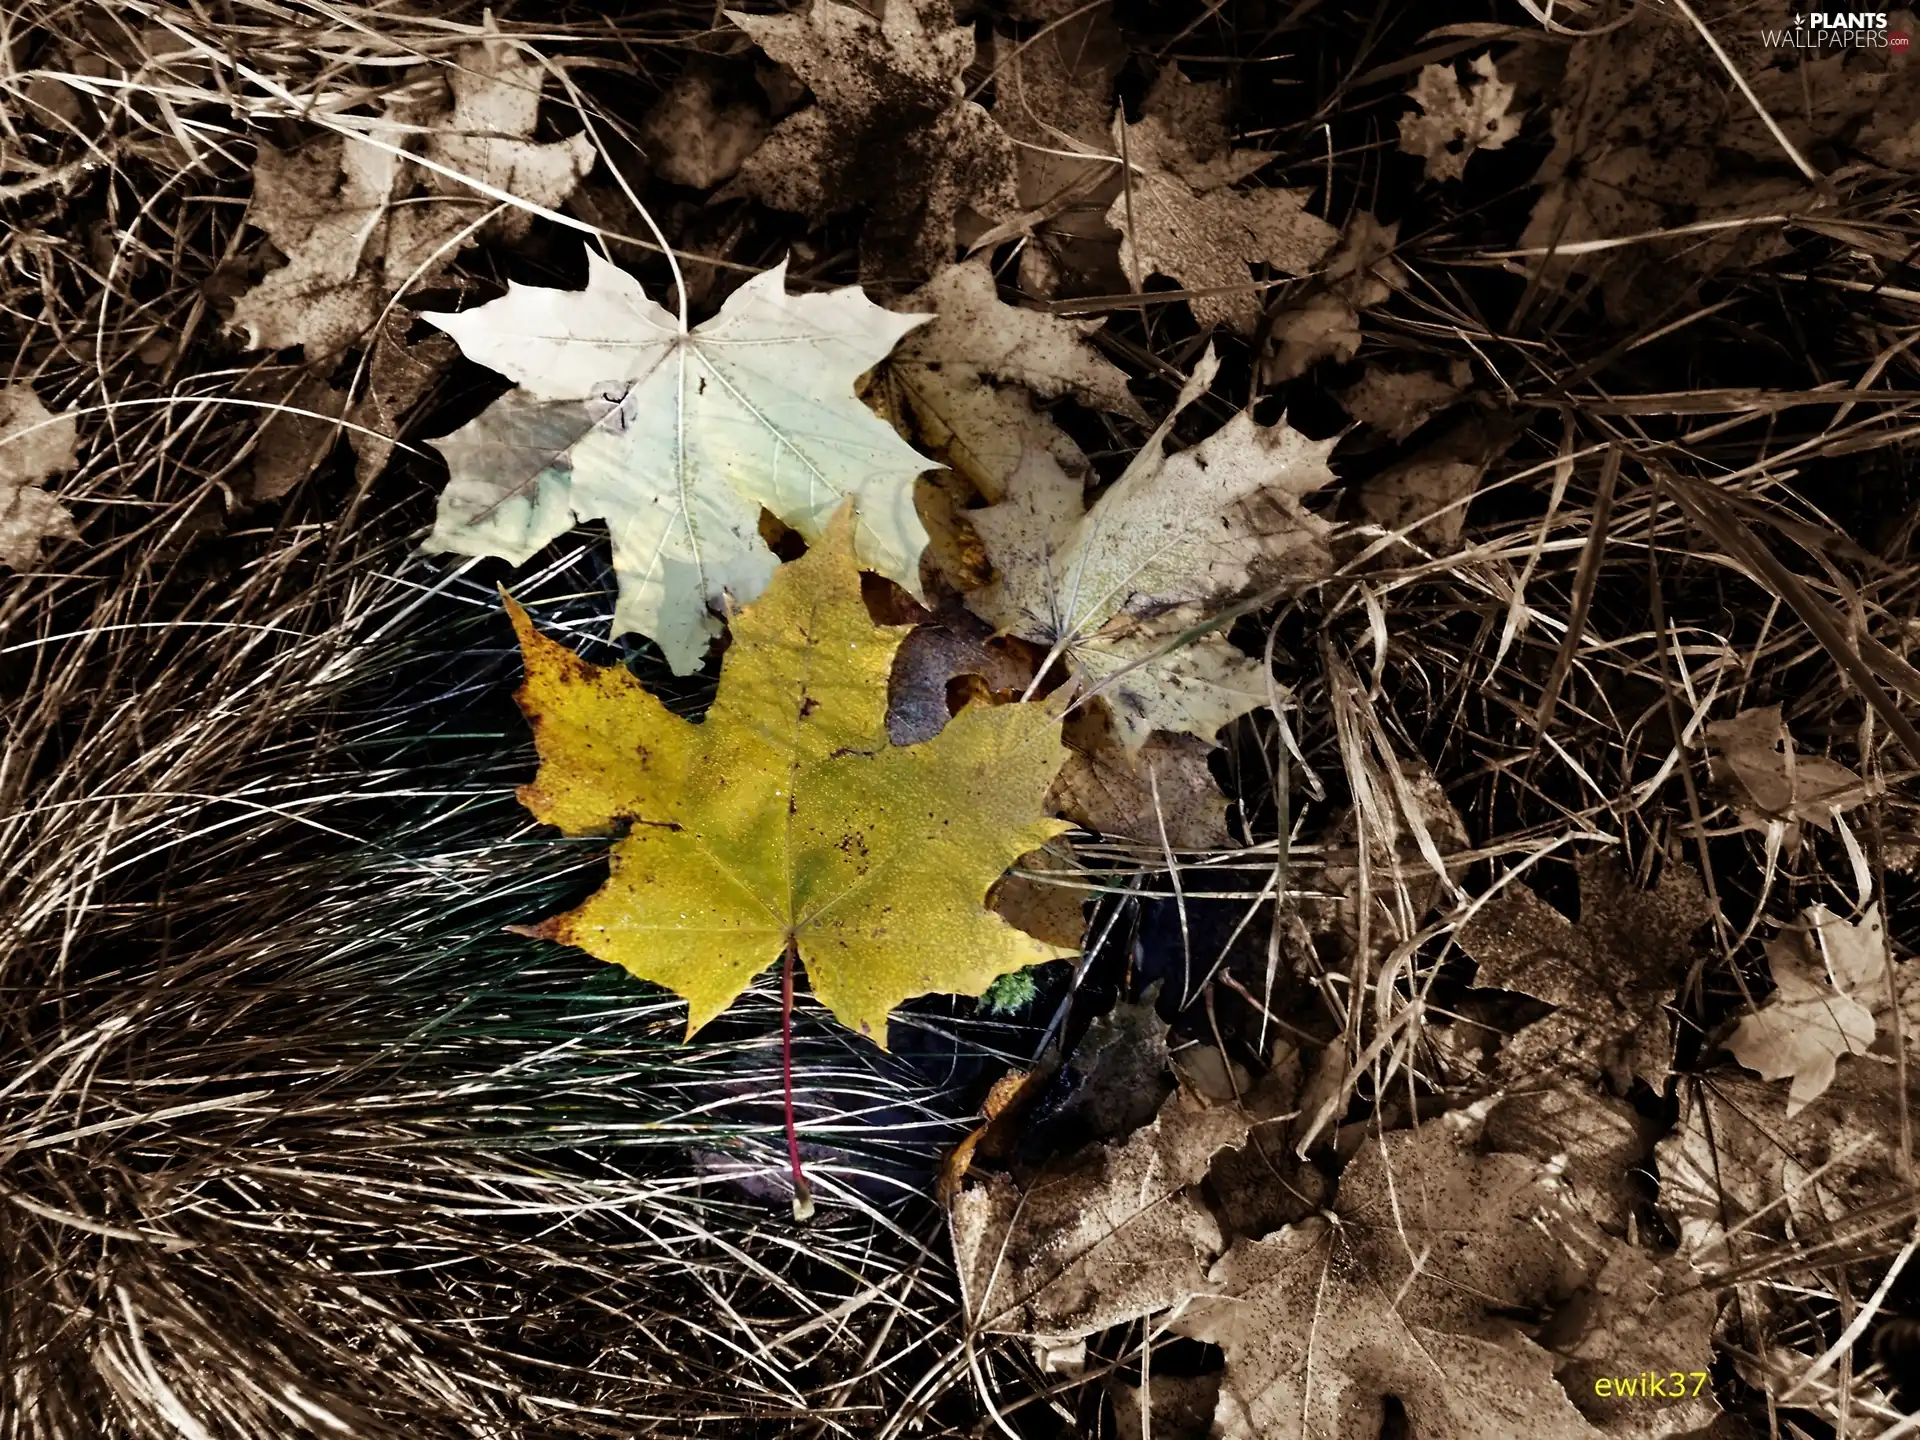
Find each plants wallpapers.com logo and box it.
[1766,10,1913,46]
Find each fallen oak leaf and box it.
[723,0,1018,282]
[1397,52,1524,183]
[967,348,1335,750]
[1514,9,1822,322]
[423,253,936,675]
[1107,67,1340,335]
[0,384,81,570]
[246,313,459,500]
[508,505,1074,1044]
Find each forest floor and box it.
[5,1,1920,1436]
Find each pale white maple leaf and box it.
[967,348,1335,749]
[1727,905,1885,1116]
[1397,53,1523,184]
[0,385,81,571]
[421,253,936,674]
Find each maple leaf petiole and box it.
[782,937,815,1224]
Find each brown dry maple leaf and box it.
[1106,68,1339,334]
[0,384,80,570]
[1704,704,1869,844]
[1175,1115,1601,1440]
[724,0,1018,282]
[1456,854,1709,1093]
[952,1086,1249,1343]
[1512,4,1914,320]
[1396,53,1522,184]
[233,27,595,357]
[987,6,1128,296]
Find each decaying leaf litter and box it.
[7,2,1920,1437]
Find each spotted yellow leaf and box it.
[508,505,1075,1042]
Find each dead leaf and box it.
[723,0,1018,281]
[1658,1066,1917,1274]
[1704,705,1868,842]
[1397,52,1524,183]
[1047,990,1174,1142]
[1049,702,1232,849]
[989,842,1087,952]
[640,64,768,189]
[1108,1375,1219,1440]
[1199,1041,1326,1240]
[1261,213,1405,382]
[886,608,1033,745]
[1174,1113,1601,1440]
[988,6,1129,296]
[246,371,349,502]
[1338,360,1473,441]
[968,349,1334,750]
[939,1066,1037,1204]
[1107,68,1340,334]
[877,256,1143,504]
[1484,1084,1648,1237]
[233,28,596,356]
[1354,412,1518,551]
[951,1086,1249,1343]
[1512,10,1892,319]
[1308,747,1471,975]
[1726,904,1886,1115]
[0,384,80,569]
[344,312,458,486]
[1549,1247,1722,1439]
[1456,854,1710,1093]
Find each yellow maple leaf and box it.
[507,506,1076,1044]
